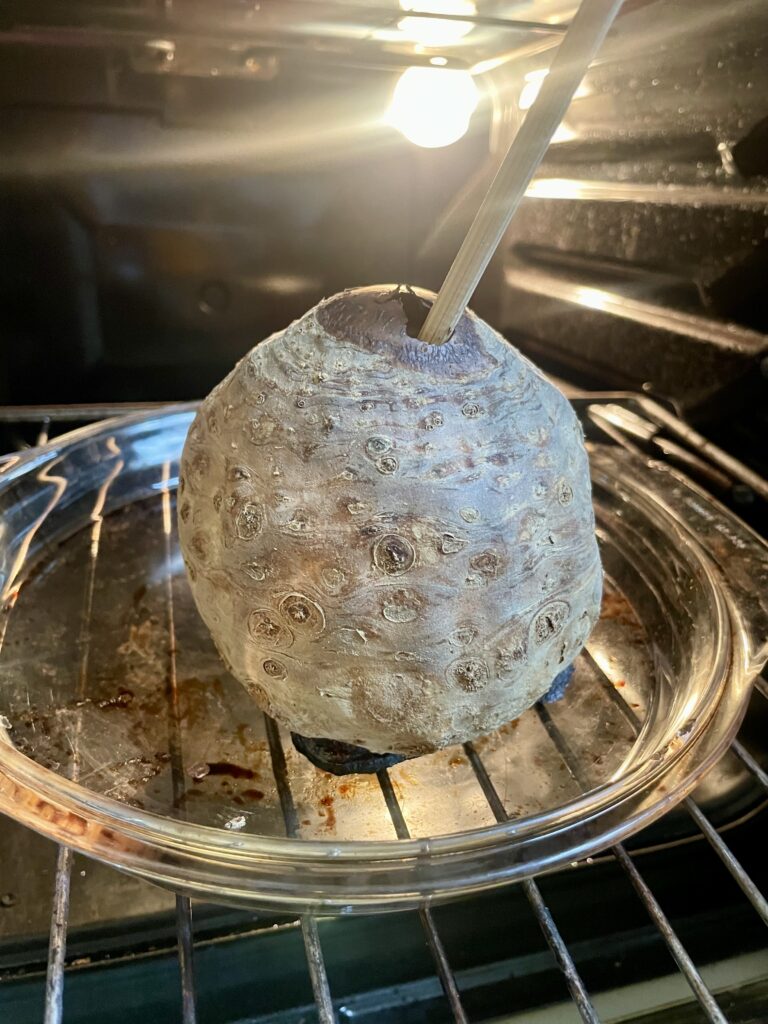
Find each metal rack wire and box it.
[1,401,766,1024]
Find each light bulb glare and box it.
[386,67,479,149]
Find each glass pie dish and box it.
[0,407,766,913]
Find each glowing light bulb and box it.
[398,0,477,48]
[386,67,479,148]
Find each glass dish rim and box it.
[0,406,755,906]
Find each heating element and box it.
[0,398,766,1024]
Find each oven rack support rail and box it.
[0,400,766,1024]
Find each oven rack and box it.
[0,398,766,1024]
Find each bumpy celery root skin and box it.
[178,286,602,757]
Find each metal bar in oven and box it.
[45,452,123,1024]
[534,703,730,1024]
[255,0,570,34]
[36,417,51,446]
[755,676,768,702]
[301,917,337,1024]
[253,0,569,35]
[586,404,735,493]
[462,741,601,1024]
[584,650,768,928]
[526,177,768,210]
[45,846,73,1024]
[375,768,408,838]
[161,463,198,1024]
[587,399,768,513]
[609,842,730,1024]
[175,897,198,1024]
[587,656,768,800]
[377,769,469,1024]
[635,399,768,504]
[263,717,336,1024]
[0,402,182,422]
[418,905,469,1024]
[463,740,601,1021]
[263,715,300,835]
[683,798,768,927]
[1,3,568,49]
[730,739,768,792]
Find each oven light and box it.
[386,67,478,148]
[398,0,477,48]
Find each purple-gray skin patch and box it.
[541,663,575,704]
[291,733,406,776]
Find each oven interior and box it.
[1,1,767,1021]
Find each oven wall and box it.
[0,51,485,404]
[1,0,767,426]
